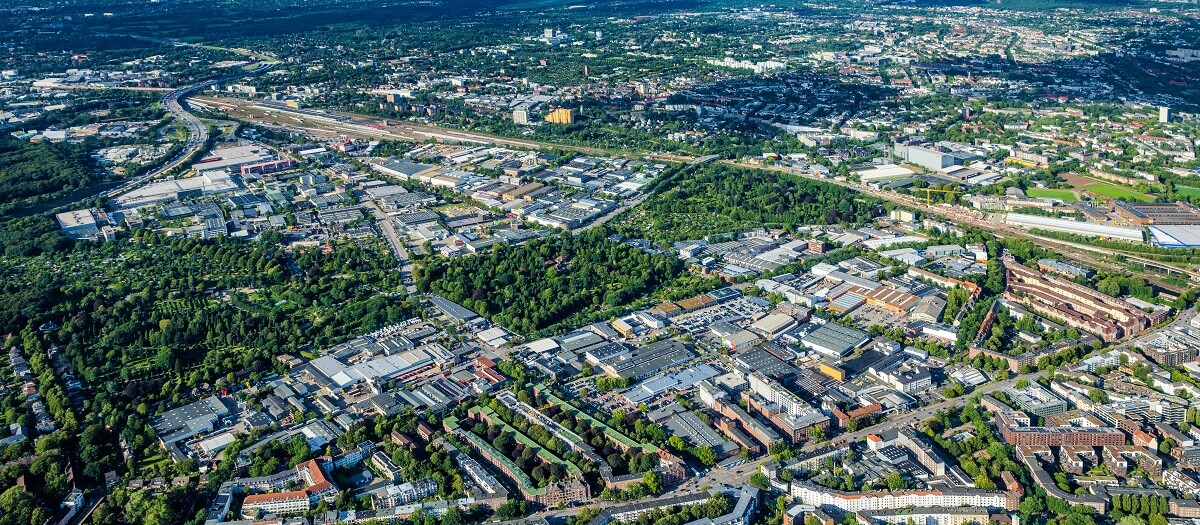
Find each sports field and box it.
[1026,187,1077,201]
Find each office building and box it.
[1004,383,1068,416]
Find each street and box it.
[368,202,418,294]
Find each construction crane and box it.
[917,187,964,205]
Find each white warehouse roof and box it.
[1005,213,1144,242]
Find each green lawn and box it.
[1026,187,1077,202]
[1085,183,1153,202]
[1176,186,1200,198]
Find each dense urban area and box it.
[1,1,1200,525]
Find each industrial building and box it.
[55,209,102,240]
[909,296,946,324]
[1113,201,1200,225]
[191,145,276,173]
[308,346,448,391]
[114,169,241,208]
[150,395,236,447]
[893,139,983,172]
[597,339,696,380]
[800,323,870,358]
[372,158,437,180]
[1148,225,1200,248]
[1004,213,1144,243]
[1036,259,1094,279]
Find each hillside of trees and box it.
[416,230,686,336]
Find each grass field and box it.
[1085,183,1153,202]
[1026,187,1077,202]
[1176,186,1200,198]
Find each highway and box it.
[100,64,275,202]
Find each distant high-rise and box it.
[543,28,556,39]
[513,107,530,125]
[1160,106,1172,124]
[545,108,574,124]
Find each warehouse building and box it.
[1113,201,1200,225]
[599,339,695,380]
[1148,225,1200,248]
[801,323,870,358]
[1005,213,1144,243]
[150,396,236,447]
[909,296,946,324]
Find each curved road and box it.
[103,64,275,202]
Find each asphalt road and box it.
[368,201,417,293]
[821,370,1039,449]
[104,65,275,204]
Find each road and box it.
[367,201,418,293]
[89,64,276,205]
[820,371,1039,449]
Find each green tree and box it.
[693,445,718,467]
[642,470,664,495]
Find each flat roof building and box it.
[600,339,695,380]
[1005,383,1068,417]
[801,323,870,358]
[428,295,481,325]
[150,396,235,446]
[1005,213,1144,243]
[1113,201,1200,225]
